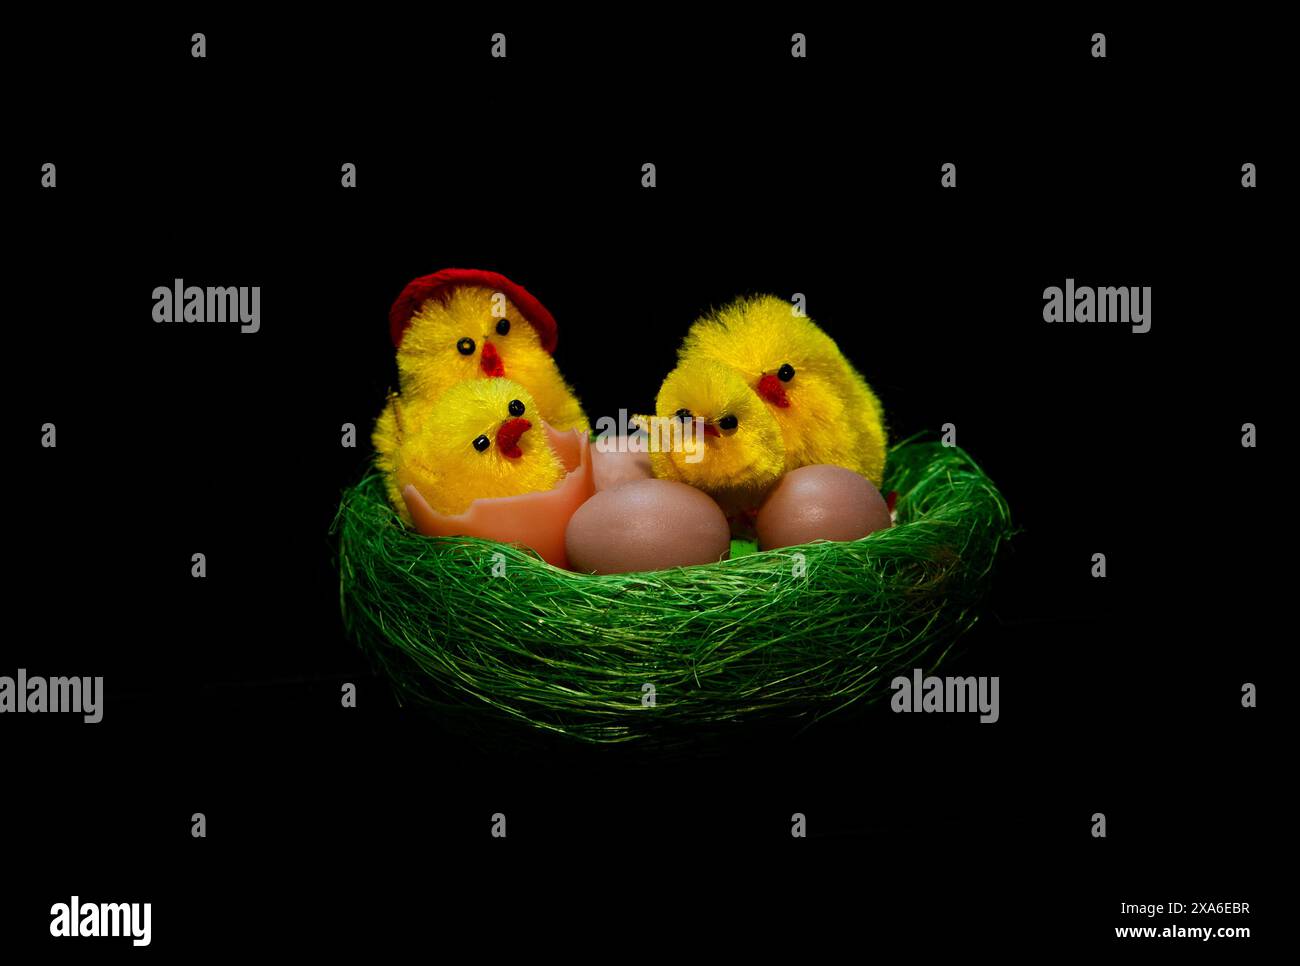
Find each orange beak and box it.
[757,374,790,408]
[481,341,505,377]
[496,417,531,458]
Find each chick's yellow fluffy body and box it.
[372,379,564,520]
[680,295,887,487]
[646,359,785,518]
[395,286,588,433]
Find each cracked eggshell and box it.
[590,437,653,492]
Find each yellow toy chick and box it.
[641,358,785,520]
[374,378,565,520]
[386,268,588,433]
[678,294,887,488]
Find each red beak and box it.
[757,374,790,408]
[496,417,530,458]
[702,422,721,437]
[480,341,505,377]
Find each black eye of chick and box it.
[777,363,795,382]
[457,337,476,355]
[675,408,692,420]
[508,399,525,417]
[496,318,510,336]
[473,434,491,452]
[718,414,738,430]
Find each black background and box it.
[4,14,1282,955]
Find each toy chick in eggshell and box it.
[679,294,887,489]
[384,268,588,433]
[378,378,565,521]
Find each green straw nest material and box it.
[333,433,1014,746]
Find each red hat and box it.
[388,268,558,354]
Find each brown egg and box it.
[565,478,731,574]
[590,437,652,492]
[756,465,892,550]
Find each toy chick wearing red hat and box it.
[384,268,586,429]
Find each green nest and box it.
[333,433,1014,747]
